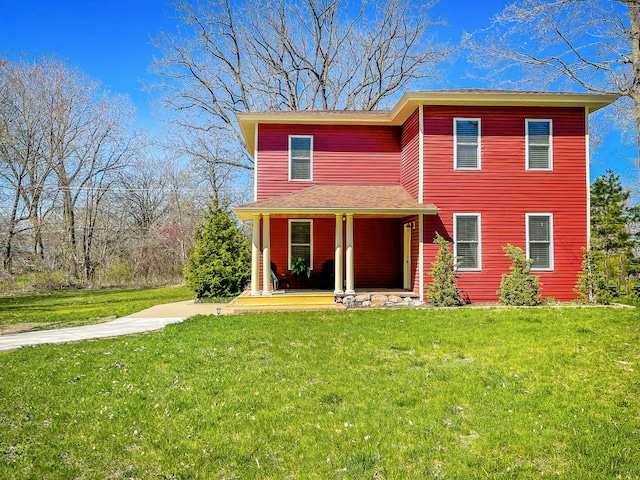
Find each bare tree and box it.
[0,57,55,269]
[35,60,135,279]
[151,0,453,169]
[171,128,241,202]
[112,155,200,284]
[117,155,170,233]
[158,160,200,274]
[0,56,136,280]
[0,55,218,288]
[464,0,638,157]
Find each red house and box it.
[234,90,616,303]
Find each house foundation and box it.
[336,290,421,308]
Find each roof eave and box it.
[395,91,618,108]
[237,91,619,153]
[234,206,440,222]
[391,91,618,124]
[236,111,395,154]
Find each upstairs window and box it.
[454,119,481,170]
[454,214,481,270]
[527,214,553,270]
[289,135,313,181]
[526,120,552,170]
[289,220,313,270]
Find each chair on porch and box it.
[318,259,335,290]
[270,262,289,291]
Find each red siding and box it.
[401,109,420,200]
[257,124,402,200]
[422,106,587,302]
[354,218,402,288]
[313,218,337,275]
[270,218,289,274]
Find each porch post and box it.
[345,213,355,294]
[419,213,424,302]
[262,213,272,295]
[251,214,260,295]
[334,213,344,294]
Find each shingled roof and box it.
[234,185,438,221]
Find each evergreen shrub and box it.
[497,244,541,306]
[428,234,463,306]
[184,200,250,299]
[575,247,611,304]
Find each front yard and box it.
[0,285,192,334]
[0,307,638,478]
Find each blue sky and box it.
[0,0,178,127]
[0,0,635,181]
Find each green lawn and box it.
[0,285,192,334]
[0,307,638,478]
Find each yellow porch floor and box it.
[228,290,343,314]
[228,288,417,314]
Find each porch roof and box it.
[234,185,439,221]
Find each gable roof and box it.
[237,89,618,154]
[234,185,438,221]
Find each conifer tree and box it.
[590,170,640,290]
[428,234,463,306]
[575,247,610,304]
[498,244,541,306]
[184,199,250,299]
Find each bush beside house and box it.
[185,200,250,299]
[428,234,463,307]
[497,244,541,306]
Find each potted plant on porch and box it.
[290,257,311,289]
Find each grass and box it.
[0,307,638,478]
[617,294,640,308]
[0,285,192,334]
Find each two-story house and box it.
[234,90,616,303]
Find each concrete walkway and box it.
[0,300,230,352]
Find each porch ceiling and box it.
[234,185,439,221]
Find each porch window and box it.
[527,214,553,270]
[454,214,481,270]
[289,135,313,181]
[454,118,480,170]
[526,119,552,170]
[289,219,313,270]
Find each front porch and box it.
[233,185,440,303]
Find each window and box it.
[289,135,313,181]
[454,118,480,169]
[527,214,553,270]
[454,214,481,270]
[526,120,552,170]
[289,220,313,270]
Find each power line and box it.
[0,184,214,193]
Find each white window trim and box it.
[453,213,482,271]
[526,213,554,271]
[525,119,553,171]
[288,219,314,270]
[288,135,314,181]
[453,118,481,170]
